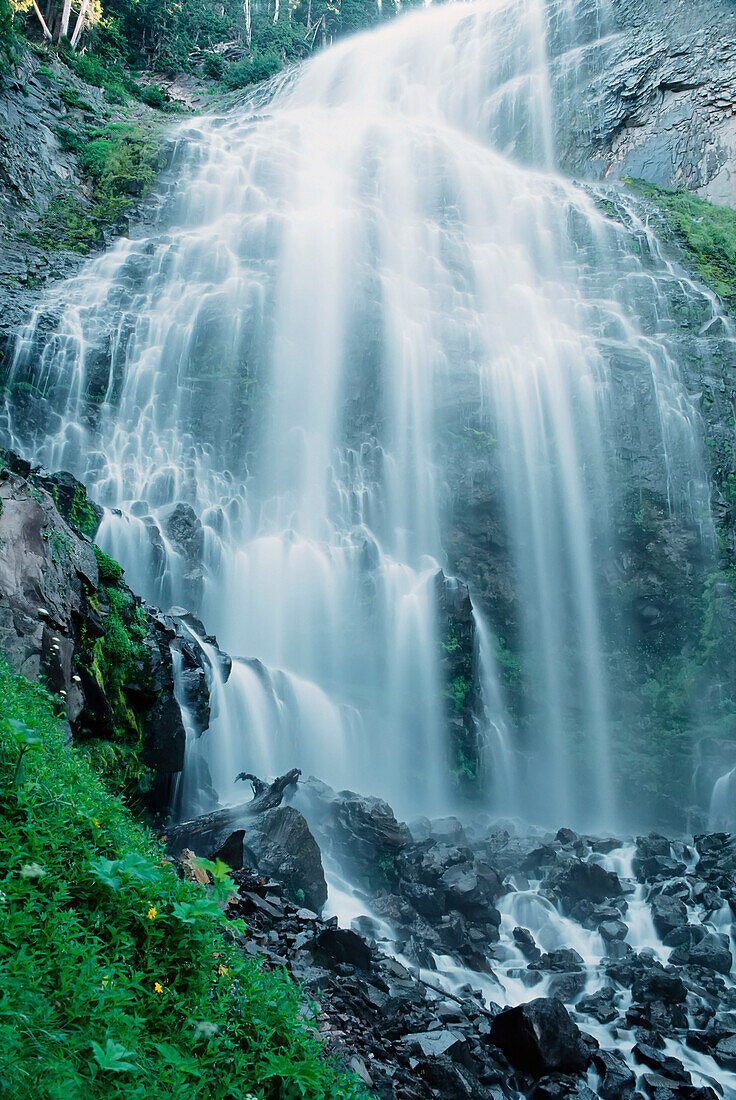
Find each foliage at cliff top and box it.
[0,657,367,1099]
[4,0,423,94]
[625,178,736,306]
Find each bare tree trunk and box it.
[57,0,72,42]
[244,0,251,47]
[31,0,53,41]
[306,0,312,33]
[273,0,279,24]
[69,0,89,50]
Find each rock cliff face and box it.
[0,450,215,814]
[549,0,736,202]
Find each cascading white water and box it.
[2,0,717,826]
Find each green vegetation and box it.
[0,0,16,80]
[76,546,153,799]
[452,746,478,783]
[625,178,736,307]
[61,483,99,539]
[0,658,366,1098]
[7,0,424,99]
[21,121,164,253]
[445,673,471,713]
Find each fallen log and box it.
[163,767,301,850]
[236,767,301,811]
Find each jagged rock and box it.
[578,987,618,1024]
[0,462,204,813]
[650,894,688,939]
[631,967,687,1004]
[403,1029,466,1058]
[489,997,591,1077]
[592,1049,637,1098]
[670,931,733,974]
[714,1034,736,1070]
[633,1042,691,1083]
[164,502,205,604]
[312,927,372,971]
[244,806,327,912]
[545,860,623,907]
[302,778,409,887]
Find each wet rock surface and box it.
[175,779,736,1098]
[0,454,216,812]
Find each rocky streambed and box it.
[167,776,736,1099]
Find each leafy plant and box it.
[0,657,368,1098]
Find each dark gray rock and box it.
[489,997,591,1077]
[670,931,733,974]
[243,805,327,913]
[546,860,623,907]
[631,967,687,1005]
[650,894,688,939]
[592,1049,637,1098]
[312,927,372,971]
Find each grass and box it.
[0,658,368,1099]
[625,178,736,305]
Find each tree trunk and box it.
[57,0,73,42]
[244,0,251,48]
[273,0,279,25]
[31,0,53,41]
[69,0,89,49]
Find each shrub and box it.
[93,544,123,586]
[0,657,367,1098]
[202,52,225,80]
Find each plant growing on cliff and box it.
[0,657,368,1098]
[625,179,736,308]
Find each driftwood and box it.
[164,767,301,849]
[235,767,301,811]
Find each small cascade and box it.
[710,768,736,831]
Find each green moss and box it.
[46,482,99,539]
[0,657,367,1099]
[20,122,164,254]
[93,545,123,586]
[463,425,496,453]
[59,82,94,111]
[453,746,478,782]
[625,178,736,305]
[446,674,472,713]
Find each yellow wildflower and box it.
[92,819,100,829]
[147,906,157,920]
[217,965,229,978]
[154,982,164,994]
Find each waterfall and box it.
[2,0,720,827]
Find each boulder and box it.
[633,1042,691,1083]
[546,861,623,907]
[714,1034,736,1071]
[592,1049,636,1099]
[244,806,327,913]
[670,931,732,975]
[312,928,372,971]
[650,894,688,939]
[631,967,687,1005]
[489,997,591,1077]
[578,987,618,1024]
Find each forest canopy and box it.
[2,0,424,87]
